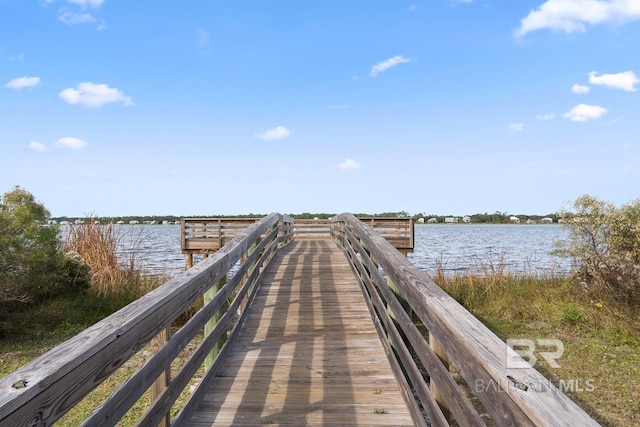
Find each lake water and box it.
[105,223,571,278]
[409,224,570,277]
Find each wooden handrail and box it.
[182,216,414,252]
[0,213,293,426]
[330,213,599,427]
[0,211,598,426]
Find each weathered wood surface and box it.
[0,213,291,426]
[331,213,600,427]
[182,217,414,253]
[182,218,260,252]
[293,219,332,240]
[188,240,415,426]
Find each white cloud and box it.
[59,82,133,107]
[59,11,96,25]
[66,0,104,8]
[536,113,556,120]
[508,123,524,132]
[9,53,24,61]
[516,0,640,37]
[572,83,590,94]
[28,141,46,152]
[5,76,41,89]
[337,158,360,171]
[55,137,88,150]
[563,103,607,122]
[370,55,413,77]
[588,71,639,92]
[257,126,291,140]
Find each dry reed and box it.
[63,219,151,296]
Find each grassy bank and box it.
[433,268,640,426]
[1,228,638,425]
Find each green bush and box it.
[0,186,91,303]
[555,195,640,311]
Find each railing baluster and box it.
[204,276,228,371]
[429,332,451,421]
[150,326,171,427]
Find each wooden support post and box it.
[429,332,451,421]
[186,253,193,269]
[204,276,227,371]
[151,326,171,427]
[245,240,259,296]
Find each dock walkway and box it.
[189,240,415,426]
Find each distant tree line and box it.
[49,211,561,224]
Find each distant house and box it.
[526,218,536,224]
[427,218,437,224]
[509,216,520,223]
[116,220,125,224]
[463,216,471,223]
[541,217,554,224]
[445,217,459,224]
[129,220,139,225]
[416,217,425,223]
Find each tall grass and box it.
[432,255,572,324]
[431,255,639,426]
[63,220,162,297]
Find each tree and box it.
[555,195,640,310]
[0,186,90,303]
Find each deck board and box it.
[188,240,415,426]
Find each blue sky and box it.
[1,0,639,217]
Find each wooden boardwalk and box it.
[189,240,415,426]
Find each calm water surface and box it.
[409,224,570,277]
[106,223,570,277]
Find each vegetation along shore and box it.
[1,186,639,425]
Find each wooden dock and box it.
[0,213,599,427]
[189,240,415,426]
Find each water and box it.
[409,224,570,277]
[103,223,571,278]
[114,225,186,276]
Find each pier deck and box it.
[188,240,415,426]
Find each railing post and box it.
[151,326,171,427]
[429,332,451,421]
[247,239,259,291]
[204,276,228,371]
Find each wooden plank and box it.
[0,214,285,426]
[332,213,599,427]
[188,241,415,426]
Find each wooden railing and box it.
[358,216,414,253]
[330,213,598,427]
[182,216,414,259]
[293,218,331,239]
[181,218,260,267]
[0,213,293,426]
[0,212,598,426]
